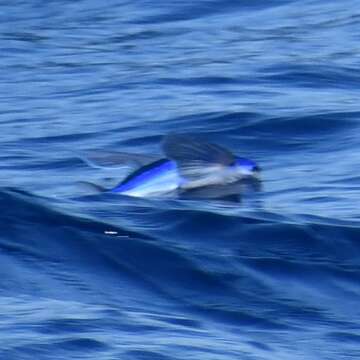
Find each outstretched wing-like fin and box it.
[78,151,158,169]
[162,134,235,182]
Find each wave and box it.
[1,188,360,318]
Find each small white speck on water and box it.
[104,230,118,235]
[104,230,129,238]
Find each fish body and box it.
[81,135,261,198]
[110,135,260,198]
[111,158,183,197]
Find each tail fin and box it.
[77,181,108,194]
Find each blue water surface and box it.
[1,0,360,359]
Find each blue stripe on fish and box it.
[111,158,178,193]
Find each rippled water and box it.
[1,1,360,359]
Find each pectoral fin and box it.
[78,151,158,169]
[162,134,235,183]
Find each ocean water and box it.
[1,0,360,359]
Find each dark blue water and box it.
[1,1,360,359]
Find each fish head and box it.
[232,158,261,178]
